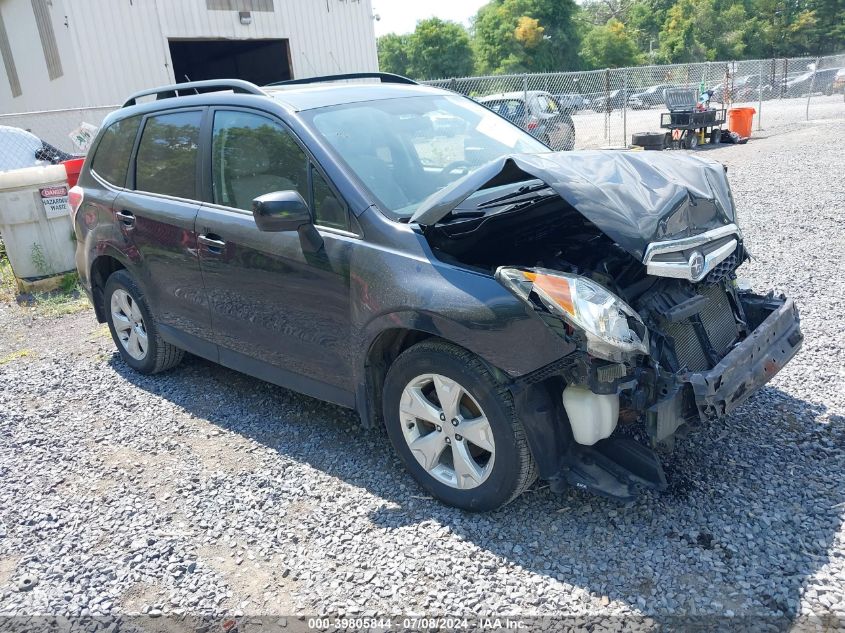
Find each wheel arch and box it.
[89,254,127,323]
[360,327,435,429]
[359,322,518,428]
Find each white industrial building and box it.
[0,0,379,113]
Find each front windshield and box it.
[302,95,549,219]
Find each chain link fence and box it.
[0,105,116,170]
[0,54,842,167]
[424,54,845,150]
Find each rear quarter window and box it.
[135,111,202,200]
[90,116,141,187]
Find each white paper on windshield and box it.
[476,115,523,149]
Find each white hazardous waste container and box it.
[0,164,75,284]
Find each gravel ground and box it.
[1,121,844,630]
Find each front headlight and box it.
[495,267,649,361]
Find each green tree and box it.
[809,0,845,53]
[377,33,412,76]
[749,0,844,57]
[472,0,581,74]
[657,0,748,62]
[407,18,475,79]
[581,18,645,68]
[626,0,676,57]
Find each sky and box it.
[371,0,489,37]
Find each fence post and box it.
[523,74,528,112]
[622,68,628,147]
[806,57,819,121]
[757,59,764,130]
[604,68,610,142]
[781,58,788,99]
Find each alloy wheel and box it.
[110,288,148,360]
[399,373,495,490]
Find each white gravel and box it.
[1,120,844,628]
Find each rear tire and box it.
[104,270,184,374]
[382,339,537,511]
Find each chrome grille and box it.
[703,250,740,285]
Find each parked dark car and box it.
[553,93,589,113]
[783,68,842,97]
[591,89,630,112]
[479,90,575,150]
[71,75,802,511]
[710,75,773,103]
[627,84,673,109]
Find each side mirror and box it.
[252,190,311,233]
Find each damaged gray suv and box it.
[73,74,802,511]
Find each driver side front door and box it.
[196,108,356,405]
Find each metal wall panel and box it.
[206,0,274,11]
[1,0,378,110]
[31,0,63,80]
[0,8,21,97]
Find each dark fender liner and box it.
[690,295,802,420]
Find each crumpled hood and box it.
[410,151,736,261]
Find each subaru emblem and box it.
[689,250,705,280]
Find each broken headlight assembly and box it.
[495,267,649,362]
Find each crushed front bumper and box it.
[648,293,802,439]
[690,294,802,420]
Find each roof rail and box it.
[122,79,267,107]
[266,72,418,87]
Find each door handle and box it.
[115,210,135,227]
[198,234,226,253]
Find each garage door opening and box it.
[168,39,292,86]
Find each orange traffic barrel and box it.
[727,107,755,138]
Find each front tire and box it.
[383,339,537,511]
[104,270,184,374]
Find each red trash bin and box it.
[727,107,755,138]
[62,157,85,188]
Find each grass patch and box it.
[0,246,90,318]
[0,348,32,365]
[0,251,16,304]
[26,274,91,317]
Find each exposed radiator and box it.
[699,284,739,355]
[665,319,710,371]
[665,285,739,372]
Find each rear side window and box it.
[90,116,140,187]
[485,99,525,121]
[135,111,202,199]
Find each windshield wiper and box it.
[476,182,553,210]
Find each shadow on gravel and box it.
[110,352,844,623]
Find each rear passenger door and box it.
[115,108,215,356]
[196,108,355,404]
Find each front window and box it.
[302,95,548,220]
